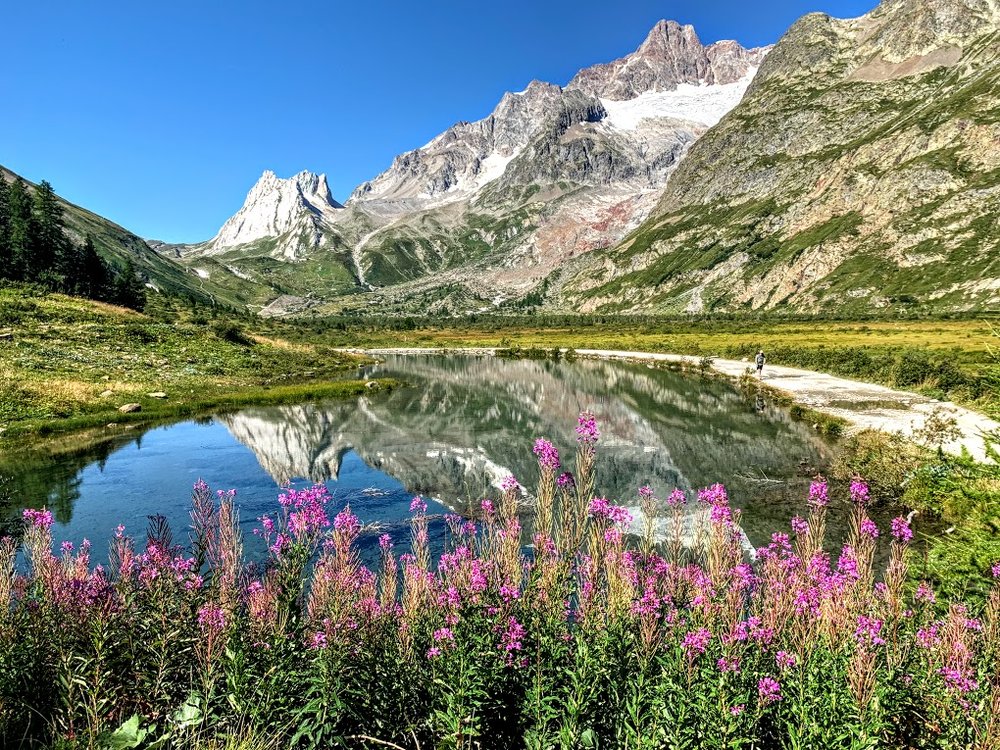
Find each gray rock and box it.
[118,403,142,414]
[147,392,167,399]
[100,390,114,398]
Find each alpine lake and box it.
[0,353,845,568]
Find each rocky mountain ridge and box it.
[562,0,1000,315]
[162,21,768,313]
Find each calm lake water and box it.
[0,354,835,566]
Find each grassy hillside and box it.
[0,165,256,310]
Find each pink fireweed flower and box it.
[860,518,880,539]
[939,667,978,694]
[409,496,427,515]
[333,508,360,535]
[991,561,1000,578]
[500,617,526,653]
[500,475,520,493]
[682,627,712,656]
[426,647,442,659]
[697,484,728,506]
[856,615,886,647]
[259,516,275,534]
[115,524,126,538]
[730,617,775,646]
[60,541,74,555]
[499,583,521,603]
[433,627,455,643]
[730,704,745,717]
[588,497,633,527]
[481,499,495,516]
[717,657,741,673]
[576,411,600,444]
[22,508,53,530]
[379,533,393,551]
[269,533,290,557]
[915,582,935,604]
[790,516,809,536]
[776,651,797,670]
[710,503,733,526]
[891,516,913,542]
[729,563,757,592]
[850,478,871,506]
[758,677,782,704]
[533,439,560,471]
[917,623,941,649]
[197,603,226,633]
[310,632,327,650]
[557,472,575,489]
[666,488,686,507]
[837,545,860,580]
[808,478,829,508]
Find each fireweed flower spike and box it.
[575,411,599,444]
[807,478,829,508]
[532,439,560,471]
[891,516,914,543]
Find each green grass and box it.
[0,284,382,441]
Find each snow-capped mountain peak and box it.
[348,20,768,210]
[203,169,343,259]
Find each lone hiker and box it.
[755,350,766,378]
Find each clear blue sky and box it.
[1,0,877,242]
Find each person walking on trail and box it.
[755,350,766,378]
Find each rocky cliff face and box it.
[195,170,344,261]
[349,21,766,213]
[567,20,770,99]
[564,0,1000,315]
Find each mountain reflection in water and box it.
[0,355,832,557]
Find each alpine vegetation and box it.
[2,414,998,749]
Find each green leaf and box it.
[103,714,148,749]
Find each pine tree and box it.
[32,180,69,287]
[0,177,10,272]
[113,259,147,311]
[77,236,109,299]
[7,178,34,281]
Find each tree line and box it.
[0,176,146,310]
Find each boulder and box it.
[118,403,142,414]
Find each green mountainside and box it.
[562,0,1000,315]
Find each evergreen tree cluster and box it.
[0,176,146,310]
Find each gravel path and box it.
[341,347,1000,462]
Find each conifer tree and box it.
[78,236,109,299]
[0,177,10,270]
[113,258,147,311]
[32,181,65,270]
[7,178,34,280]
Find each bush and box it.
[833,430,927,504]
[211,320,251,345]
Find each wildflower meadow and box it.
[1,413,998,749]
